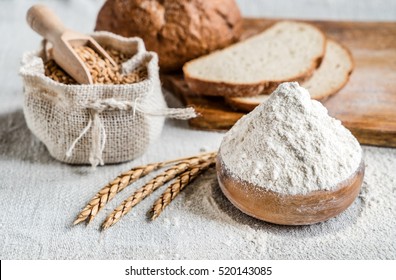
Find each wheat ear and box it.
[150,158,216,220]
[102,152,216,230]
[74,152,215,225]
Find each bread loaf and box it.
[183,21,326,97]
[95,0,243,72]
[226,39,354,111]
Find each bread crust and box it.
[226,39,354,111]
[184,56,323,97]
[311,40,354,101]
[95,0,243,72]
[182,21,327,97]
[225,96,266,112]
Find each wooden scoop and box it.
[26,4,116,84]
[216,154,365,225]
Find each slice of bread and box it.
[226,39,354,111]
[183,21,326,97]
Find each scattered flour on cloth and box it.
[1,1,395,261]
[220,82,362,195]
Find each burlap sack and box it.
[20,32,195,167]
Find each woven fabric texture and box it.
[1,0,395,260]
[20,33,168,166]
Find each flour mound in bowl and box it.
[219,82,362,195]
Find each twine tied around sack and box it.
[65,98,196,167]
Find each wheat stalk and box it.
[150,158,216,220]
[73,162,161,225]
[74,152,215,225]
[101,152,216,230]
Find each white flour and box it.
[220,82,362,195]
[1,1,395,260]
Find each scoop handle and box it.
[26,4,67,43]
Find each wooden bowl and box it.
[216,154,365,225]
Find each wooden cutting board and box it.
[161,18,396,148]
